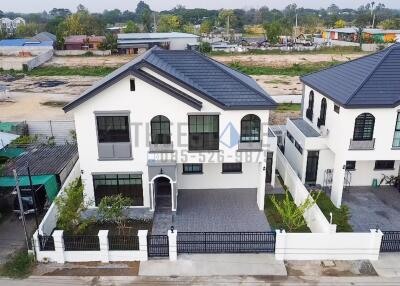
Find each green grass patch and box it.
[0,66,116,77]
[0,250,36,279]
[40,101,69,108]
[276,103,301,112]
[265,194,310,233]
[312,191,353,232]
[264,79,291,85]
[229,61,341,76]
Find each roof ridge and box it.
[345,44,397,105]
[193,50,276,106]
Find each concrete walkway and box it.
[139,253,287,276]
[371,253,400,277]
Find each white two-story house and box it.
[284,44,400,207]
[63,47,277,215]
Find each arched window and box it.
[240,114,261,142]
[151,115,171,144]
[318,98,327,127]
[306,91,314,121]
[353,113,375,141]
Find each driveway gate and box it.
[147,235,169,257]
[381,231,400,252]
[177,232,276,254]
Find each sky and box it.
[1,0,399,13]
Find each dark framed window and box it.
[96,116,130,143]
[93,173,143,206]
[353,113,375,141]
[130,79,135,91]
[306,91,314,121]
[374,160,395,170]
[188,115,219,151]
[345,161,356,170]
[318,98,327,127]
[183,164,203,174]
[393,112,400,148]
[334,104,340,114]
[295,141,303,154]
[222,163,242,173]
[286,131,294,143]
[240,114,261,142]
[151,115,171,144]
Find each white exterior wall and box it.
[169,37,199,50]
[348,160,400,186]
[71,70,272,209]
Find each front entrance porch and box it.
[174,189,271,232]
[342,186,400,232]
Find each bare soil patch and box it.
[44,55,136,68]
[252,75,301,96]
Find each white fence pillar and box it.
[168,229,177,261]
[98,230,109,263]
[52,230,65,263]
[275,229,286,261]
[370,229,384,261]
[138,230,148,261]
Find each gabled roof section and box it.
[63,47,276,112]
[301,44,400,108]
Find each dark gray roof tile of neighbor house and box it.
[3,145,78,177]
[301,43,400,108]
[63,47,276,112]
[291,118,320,137]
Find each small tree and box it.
[97,195,133,234]
[55,178,93,234]
[271,190,316,232]
[263,21,282,45]
[334,19,346,28]
[199,42,211,53]
[124,20,140,33]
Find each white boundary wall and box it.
[276,149,336,233]
[38,160,81,235]
[275,229,383,260]
[54,50,111,56]
[34,229,148,263]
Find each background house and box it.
[64,35,106,51]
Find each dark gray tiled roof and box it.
[291,118,320,137]
[3,145,78,177]
[64,47,276,112]
[301,44,400,108]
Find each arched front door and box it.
[154,176,172,212]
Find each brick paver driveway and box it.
[173,188,271,232]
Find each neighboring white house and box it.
[117,32,200,54]
[283,44,400,207]
[63,47,277,213]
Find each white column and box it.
[370,229,384,261]
[149,182,155,211]
[275,229,286,261]
[98,230,109,263]
[171,182,177,212]
[330,157,346,207]
[257,162,266,210]
[138,230,148,261]
[168,229,177,261]
[52,230,65,263]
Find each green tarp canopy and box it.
[0,175,59,202]
[0,122,17,133]
[0,147,25,159]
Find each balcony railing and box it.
[149,142,174,153]
[237,140,263,151]
[98,142,132,160]
[349,138,375,150]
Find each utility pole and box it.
[27,166,39,230]
[13,170,30,250]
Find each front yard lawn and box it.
[264,194,311,233]
[71,219,153,236]
[312,191,353,232]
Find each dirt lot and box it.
[253,75,301,96]
[212,53,366,67]
[44,55,136,68]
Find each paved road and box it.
[2,276,400,286]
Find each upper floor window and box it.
[188,115,219,151]
[183,163,203,174]
[306,91,314,121]
[96,116,130,143]
[222,163,242,173]
[353,113,375,141]
[318,98,327,127]
[393,112,400,148]
[240,114,261,142]
[151,115,171,144]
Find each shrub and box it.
[0,250,35,279]
[98,195,133,234]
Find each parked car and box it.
[13,185,47,216]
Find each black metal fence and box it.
[147,235,169,257]
[381,231,400,252]
[38,235,55,251]
[177,232,276,254]
[108,235,139,251]
[63,235,100,251]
